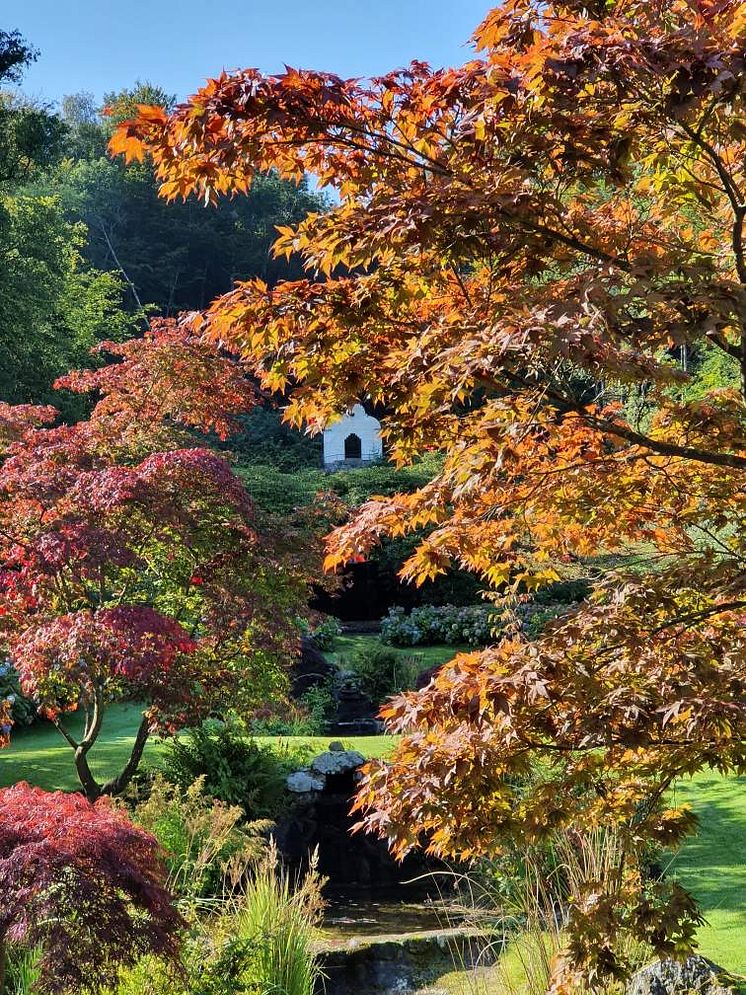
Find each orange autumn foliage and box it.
[113,2,746,987]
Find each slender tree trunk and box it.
[101,715,151,797]
[75,747,103,802]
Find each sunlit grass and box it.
[0,702,397,793]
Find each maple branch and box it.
[53,718,79,751]
[101,715,151,797]
[644,600,746,640]
[677,121,744,219]
[584,413,746,470]
[498,371,746,471]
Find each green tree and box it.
[0,191,134,409]
[50,84,327,314]
[0,30,64,184]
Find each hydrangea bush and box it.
[307,616,342,651]
[0,661,36,727]
[380,604,500,647]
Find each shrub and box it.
[349,645,421,706]
[249,686,335,737]
[0,661,36,727]
[0,783,181,994]
[133,775,270,900]
[107,846,324,995]
[381,603,499,647]
[304,616,341,651]
[231,844,325,995]
[161,720,306,821]
[518,604,568,640]
[532,577,591,605]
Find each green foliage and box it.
[381,603,498,647]
[5,946,41,995]
[235,465,328,515]
[107,846,323,995]
[133,774,269,900]
[325,456,442,503]
[532,577,591,605]
[161,721,305,820]
[230,845,324,995]
[304,616,342,651]
[0,190,135,409]
[102,81,176,128]
[0,30,36,86]
[0,91,66,185]
[248,686,335,737]
[519,605,568,640]
[0,662,36,727]
[42,139,326,316]
[346,644,421,706]
[236,457,443,515]
[367,532,484,608]
[678,345,741,401]
[218,407,322,470]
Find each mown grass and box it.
[0,701,397,793]
[329,632,471,670]
[669,774,746,977]
[0,702,168,792]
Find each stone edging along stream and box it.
[315,927,499,995]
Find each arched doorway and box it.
[344,433,362,459]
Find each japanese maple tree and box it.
[0,320,310,800]
[0,782,181,993]
[114,1,746,986]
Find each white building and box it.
[322,404,383,469]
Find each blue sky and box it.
[11,1,490,108]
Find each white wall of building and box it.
[322,404,383,468]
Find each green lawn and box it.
[669,774,746,976]
[329,632,471,670]
[0,702,169,792]
[0,702,397,793]
[1,703,744,977]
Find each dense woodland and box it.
[0,32,324,416]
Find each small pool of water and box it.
[323,894,465,938]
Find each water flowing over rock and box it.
[277,744,442,890]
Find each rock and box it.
[286,770,326,794]
[414,664,442,690]
[317,930,495,995]
[290,635,336,698]
[310,748,366,777]
[627,958,734,995]
[334,674,375,724]
[328,740,345,752]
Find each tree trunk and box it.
[75,747,102,802]
[101,715,151,797]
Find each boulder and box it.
[287,770,327,794]
[627,958,734,995]
[414,664,442,690]
[290,635,336,697]
[310,748,366,777]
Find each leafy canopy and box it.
[0,782,181,994]
[0,322,310,800]
[114,1,746,987]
